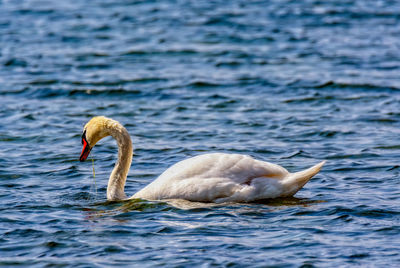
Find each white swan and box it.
[79,116,325,203]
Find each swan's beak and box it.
[80,130,91,162]
[80,142,91,162]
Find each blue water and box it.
[1,0,400,266]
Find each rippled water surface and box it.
[1,0,400,267]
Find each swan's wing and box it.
[157,153,288,184]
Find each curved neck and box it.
[106,120,133,201]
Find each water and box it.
[1,0,399,266]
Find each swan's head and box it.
[79,116,111,162]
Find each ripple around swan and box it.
[1,0,400,266]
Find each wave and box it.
[313,80,400,91]
[0,87,145,98]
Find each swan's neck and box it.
[106,121,133,201]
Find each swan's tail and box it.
[283,161,326,196]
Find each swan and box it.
[79,116,325,203]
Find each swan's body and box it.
[80,116,325,203]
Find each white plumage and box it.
[80,116,325,203]
[133,153,325,202]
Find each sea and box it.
[0,0,399,267]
